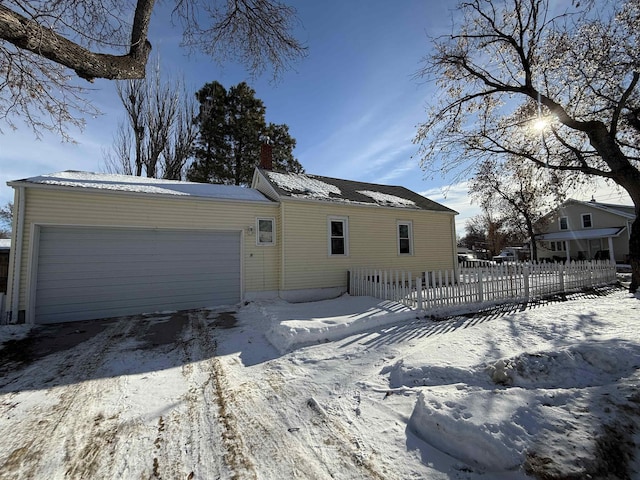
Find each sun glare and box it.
[532,117,550,131]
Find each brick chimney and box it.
[260,141,273,170]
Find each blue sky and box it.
[0,1,632,235]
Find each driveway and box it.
[0,309,242,480]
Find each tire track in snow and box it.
[152,310,256,480]
[219,358,388,479]
[0,317,140,480]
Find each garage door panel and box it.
[37,289,237,316]
[35,268,237,284]
[36,275,239,301]
[36,258,239,277]
[35,227,241,323]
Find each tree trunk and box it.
[616,178,640,293]
[526,217,538,261]
[629,204,640,293]
[586,128,640,293]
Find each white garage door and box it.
[34,226,241,324]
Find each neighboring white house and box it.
[4,165,457,324]
[534,199,635,263]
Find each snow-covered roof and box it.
[266,171,341,199]
[536,227,627,241]
[566,199,635,219]
[356,190,416,208]
[260,170,456,213]
[0,238,10,250]
[8,171,273,203]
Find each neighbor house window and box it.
[328,217,348,256]
[559,217,568,230]
[397,221,413,255]
[553,241,566,251]
[256,217,275,246]
[581,213,592,228]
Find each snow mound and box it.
[383,360,478,388]
[263,295,416,353]
[403,337,640,476]
[409,386,531,472]
[487,340,640,388]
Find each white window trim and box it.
[559,216,568,230]
[581,213,593,229]
[397,220,413,255]
[328,216,349,256]
[256,217,276,246]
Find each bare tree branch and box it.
[0,2,153,81]
[0,1,305,138]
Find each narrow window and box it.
[582,213,592,228]
[398,221,413,255]
[329,217,348,256]
[256,217,275,246]
[559,217,568,230]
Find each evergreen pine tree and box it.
[188,81,303,185]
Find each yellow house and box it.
[4,167,457,324]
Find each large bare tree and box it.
[0,1,305,138]
[415,0,640,291]
[470,158,565,260]
[105,64,198,180]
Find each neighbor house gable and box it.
[535,198,634,263]
[539,199,635,234]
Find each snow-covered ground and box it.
[0,286,638,479]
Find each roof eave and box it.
[277,194,457,214]
[6,180,276,205]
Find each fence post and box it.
[559,263,565,293]
[523,266,530,300]
[425,271,431,310]
[416,277,422,311]
[478,270,484,303]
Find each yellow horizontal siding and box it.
[13,187,457,311]
[16,188,280,310]
[281,200,456,291]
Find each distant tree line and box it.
[105,77,303,185]
[0,202,13,238]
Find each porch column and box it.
[608,236,615,263]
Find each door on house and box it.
[589,239,601,259]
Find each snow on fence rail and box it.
[348,261,617,311]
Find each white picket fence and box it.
[348,261,617,311]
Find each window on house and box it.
[329,217,348,256]
[256,217,275,246]
[582,213,592,228]
[559,217,568,230]
[398,221,413,255]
